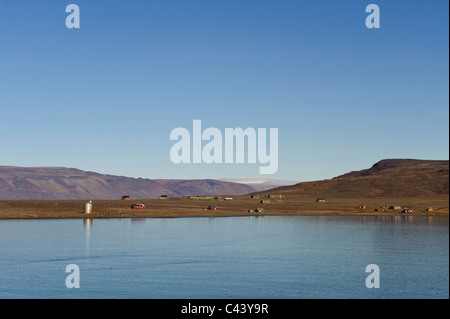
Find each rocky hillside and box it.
[263,159,449,198]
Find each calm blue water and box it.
[0,215,448,299]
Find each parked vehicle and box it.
[131,204,146,209]
[402,208,413,214]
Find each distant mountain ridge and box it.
[0,166,255,200]
[1,159,448,200]
[219,177,297,192]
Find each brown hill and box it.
[335,159,448,179]
[263,159,449,198]
[0,166,255,200]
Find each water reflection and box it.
[131,218,146,224]
[83,218,92,257]
[358,215,448,227]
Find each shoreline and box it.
[1,212,448,221]
[1,196,448,220]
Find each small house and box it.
[208,205,217,211]
[121,195,130,200]
[251,195,259,199]
[160,195,168,199]
[316,198,326,202]
[265,194,284,199]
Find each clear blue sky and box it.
[0,0,448,182]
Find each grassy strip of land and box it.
[0,195,448,219]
